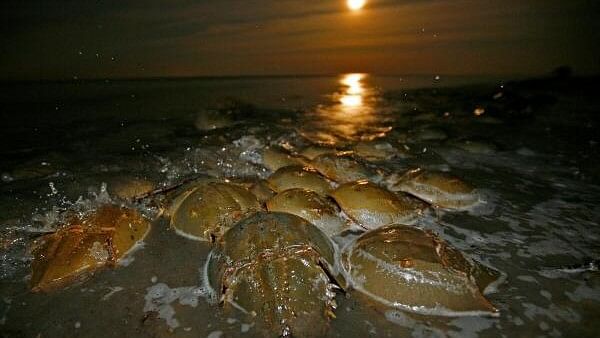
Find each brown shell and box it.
[205,212,340,337]
[160,176,217,217]
[227,177,276,204]
[30,205,150,292]
[266,188,346,236]
[310,152,379,184]
[213,212,337,264]
[266,165,332,196]
[342,224,501,316]
[262,147,309,172]
[246,179,276,204]
[352,141,397,161]
[388,168,479,209]
[299,145,338,160]
[331,180,427,229]
[170,182,261,241]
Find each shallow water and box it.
[1,74,599,337]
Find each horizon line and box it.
[0,70,591,84]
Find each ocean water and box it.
[1,74,599,337]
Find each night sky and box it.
[1,0,598,80]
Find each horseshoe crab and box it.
[341,224,501,316]
[299,145,338,160]
[262,146,308,172]
[310,152,380,184]
[331,180,427,229]
[266,188,347,236]
[204,212,341,337]
[30,205,150,292]
[169,182,261,241]
[224,177,276,204]
[228,177,276,204]
[247,179,276,204]
[352,141,397,161]
[387,168,479,209]
[266,165,332,196]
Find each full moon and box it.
[347,0,366,11]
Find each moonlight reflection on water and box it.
[300,73,393,146]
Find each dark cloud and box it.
[1,0,598,80]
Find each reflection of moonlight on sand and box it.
[348,0,366,11]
